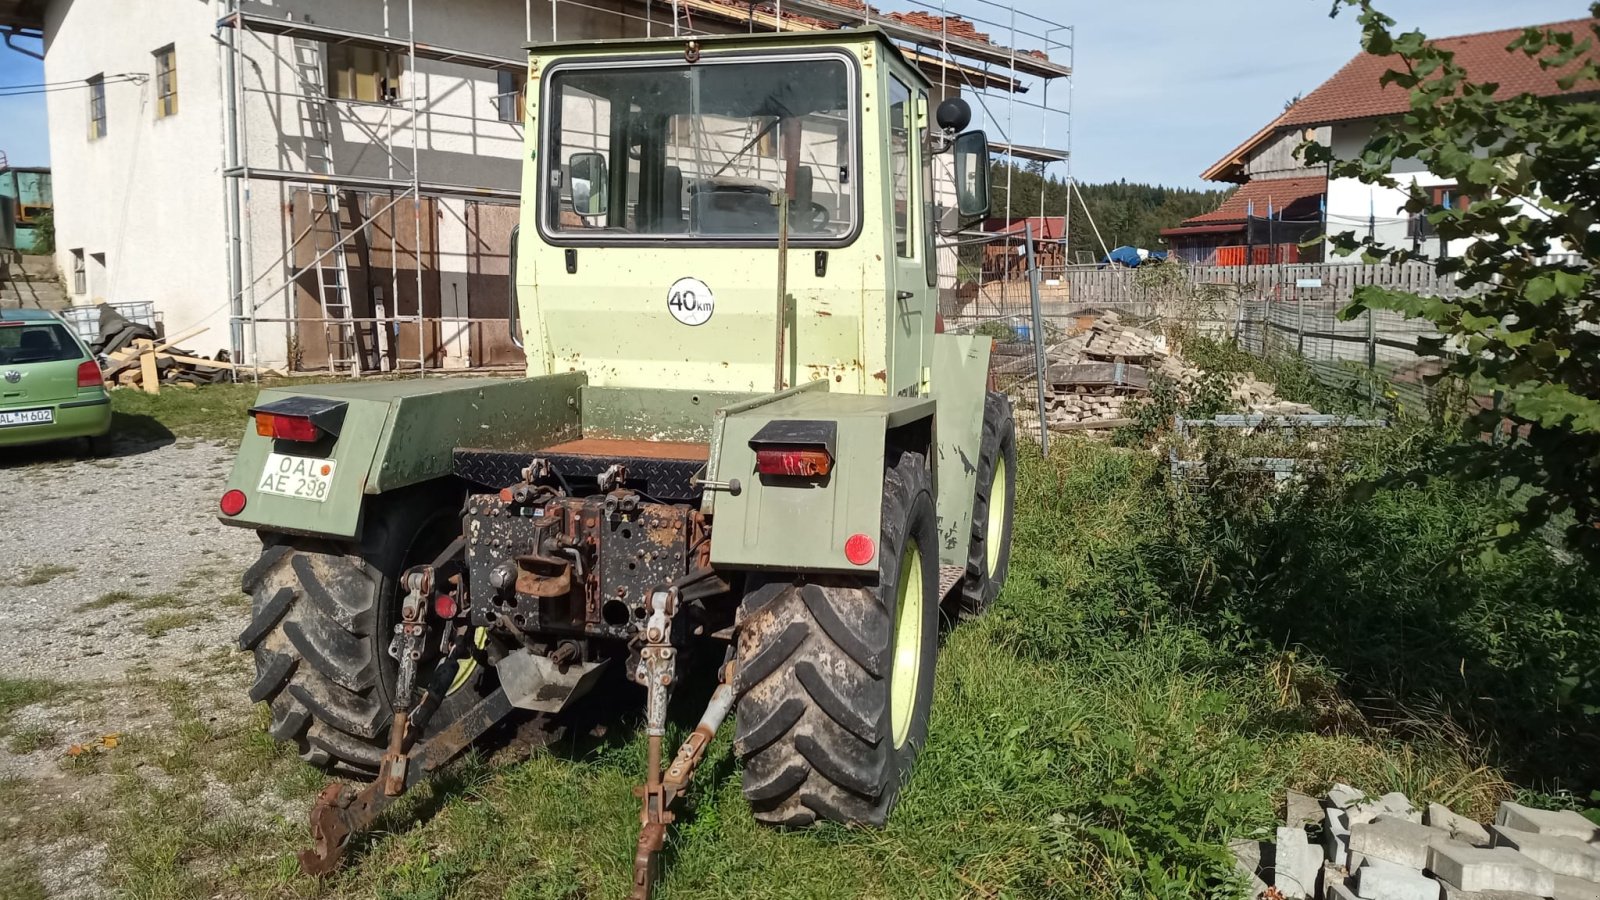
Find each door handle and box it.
[896,290,915,300]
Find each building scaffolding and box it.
[214,0,1075,377]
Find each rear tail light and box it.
[255,412,321,443]
[219,489,248,516]
[77,359,104,389]
[755,448,833,477]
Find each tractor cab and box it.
[512,28,992,397]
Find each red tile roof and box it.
[1175,176,1325,228]
[1280,18,1598,128]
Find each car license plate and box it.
[0,408,54,427]
[258,452,337,502]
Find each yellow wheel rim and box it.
[985,456,1008,575]
[889,539,924,749]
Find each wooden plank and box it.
[139,349,160,395]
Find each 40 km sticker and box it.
[667,277,715,326]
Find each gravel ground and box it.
[0,438,259,682]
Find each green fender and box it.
[705,333,991,574]
[219,374,584,539]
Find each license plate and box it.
[0,408,54,427]
[258,452,337,502]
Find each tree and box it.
[1306,3,1600,561]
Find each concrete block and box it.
[1230,838,1270,897]
[1325,806,1354,864]
[1496,802,1600,842]
[1354,859,1443,900]
[1427,803,1491,847]
[1352,792,1424,825]
[1440,886,1548,899]
[1350,816,1452,869]
[1328,885,1361,900]
[1275,826,1321,899]
[1490,824,1600,882]
[1554,873,1600,900]
[1428,841,1556,896]
[1286,789,1322,828]
[1323,862,1351,898]
[1329,784,1368,809]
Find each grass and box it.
[141,610,213,639]
[110,382,264,445]
[0,678,62,731]
[2,351,1588,898]
[6,563,76,587]
[80,590,184,612]
[0,857,48,900]
[6,725,56,755]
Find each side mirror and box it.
[952,131,991,225]
[568,152,608,218]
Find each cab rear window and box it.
[0,324,83,365]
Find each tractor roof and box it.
[526,26,931,89]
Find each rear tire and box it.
[733,450,939,826]
[956,391,1016,618]
[237,481,477,774]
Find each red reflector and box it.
[219,489,247,517]
[755,448,833,477]
[77,359,104,389]
[844,533,875,566]
[433,594,459,620]
[255,413,320,442]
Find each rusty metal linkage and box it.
[299,683,524,875]
[629,594,736,900]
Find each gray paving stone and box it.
[1351,792,1424,825]
[1427,803,1491,847]
[1329,784,1368,810]
[1276,826,1321,899]
[1350,816,1453,869]
[1554,873,1600,900]
[1496,802,1600,842]
[1325,806,1353,864]
[1354,858,1443,900]
[1286,789,1322,828]
[1230,838,1269,897]
[1490,824,1600,882]
[1428,841,1556,896]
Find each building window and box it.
[496,70,525,123]
[1429,184,1470,211]
[70,250,85,295]
[327,44,400,103]
[154,45,177,118]
[87,75,106,140]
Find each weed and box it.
[6,725,56,754]
[141,610,213,639]
[81,590,138,611]
[7,563,76,587]
[0,857,47,900]
[0,679,62,729]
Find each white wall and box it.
[1324,120,1475,262]
[43,0,230,354]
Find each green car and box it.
[0,308,113,453]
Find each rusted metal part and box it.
[629,661,737,899]
[298,684,525,877]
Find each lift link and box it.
[383,565,434,796]
[630,585,737,898]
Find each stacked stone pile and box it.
[1234,785,1600,899]
[1039,312,1315,430]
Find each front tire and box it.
[237,482,476,774]
[957,391,1017,618]
[733,449,940,826]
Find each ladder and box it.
[292,38,360,375]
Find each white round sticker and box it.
[667,277,715,326]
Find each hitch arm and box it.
[299,682,521,876]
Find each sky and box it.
[0,1,1589,183]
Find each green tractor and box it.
[220,26,1016,897]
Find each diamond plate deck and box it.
[937,564,964,600]
[453,447,705,502]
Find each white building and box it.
[1,0,1066,371]
[1165,17,1594,266]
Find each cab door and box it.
[886,74,930,397]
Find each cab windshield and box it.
[542,55,856,242]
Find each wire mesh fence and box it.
[943,259,1475,442]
